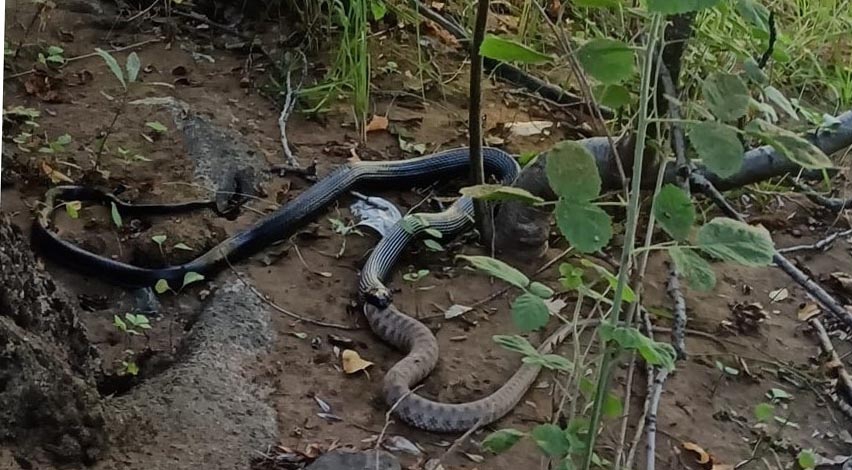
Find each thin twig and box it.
[692,172,852,329]
[666,263,687,359]
[777,227,852,253]
[5,38,163,80]
[439,417,485,464]
[645,368,669,470]
[809,318,852,419]
[225,254,359,330]
[278,51,307,168]
[794,181,852,213]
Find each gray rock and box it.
[307,449,401,470]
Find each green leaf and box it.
[697,217,775,266]
[767,387,793,401]
[482,428,525,454]
[743,58,768,85]
[145,121,168,133]
[736,0,770,32]
[423,239,444,252]
[123,361,139,376]
[46,45,64,55]
[479,35,552,64]
[669,247,716,291]
[457,255,530,289]
[154,279,170,294]
[573,0,619,7]
[95,48,126,89]
[182,271,205,288]
[594,84,631,109]
[647,0,721,13]
[797,450,817,469]
[522,353,573,371]
[152,234,167,245]
[555,199,612,253]
[370,0,387,21]
[65,200,81,219]
[653,184,696,241]
[56,133,72,145]
[747,119,833,169]
[423,228,442,239]
[599,324,676,371]
[763,86,798,120]
[110,202,123,228]
[702,72,750,121]
[576,38,634,85]
[689,121,745,178]
[558,263,584,290]
[754,402,774,422]
[511,292,550,332]
[531,424,570,458]
[460,184,544,204]
[125,52,141,82]
[603,393,624,418]
[113,315,127,332]
[546,141,602,201]
[173,243,193,251]
[493,334,538,356]
[579,259,636,302]
[528,281,554,299]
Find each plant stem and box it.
[469,0,489,242]
[582,14,664,470]
[95,91,127,169]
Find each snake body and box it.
[32,147,563,433]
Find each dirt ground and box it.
[2,2,851,469]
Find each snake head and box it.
[363,287,392,309]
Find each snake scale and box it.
[32,147,565,432]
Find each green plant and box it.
[153,271,205,295]
[113,313,151,376]
[37,45,64,66]
[93,49,141,168]
[328,217,364,257]
[402,268,429,283]
[116,146,151,163]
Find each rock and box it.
[307,449,401,470]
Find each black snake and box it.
[32,148,565,432]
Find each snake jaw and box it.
[364,287,392,309]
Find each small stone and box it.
[791,228,802,237]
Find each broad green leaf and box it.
[599,324,676,371]
[173,243,193,251]
[546,141,602,201]
[370,0,387,21]
[65,200,81,219]
[559,263,584,289]
[647,0,721,13]
[423,239,444,252]
[531,424,571,458]
[736,0,770,32]
[123,361,139,376]
[653,184,696,241]
[702,72,750,121]
[146,121,168,133]
[748,119,833,169]
[528,281,553,299]
[113,315,127,332]
[457,255,530,289]
[697,217,775,266]
[763,86,797,120]
[151,234,167,245]
[424,228,442,239]
[743,58,768,85]
[482,428,525,453]
[182,271,205,288]
[578,259,635,302]
[577,38,634,85]
[46,45,64,55]
[493,334,538,356]
[110,202,123,228]
[797,450,817,469]
[522,353,573,371]
[511,292,550,332]
[56,134,72,145]
[460,184,544,204]
[594,84,631,109]
[689,121,745,178]
[95,48,126,89]
[754,402,774,422]
[603,393,624,418]
[669,247,716,291]
[479,35,552,64]
[126,52,141,82]
[555,199,612,253]
[154,279,170,294]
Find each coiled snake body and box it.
[33,148,563,433]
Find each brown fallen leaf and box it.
[341,349,373,374]
[683,442,711,465]
[423,19,460,47]
[41,161,74,183]
[711,465,735,470]
[365,115,389,133]
[798,303,821,321]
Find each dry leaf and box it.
[504,120,554,137]
[683,442,711,464]
[423,20,460,47]
[711,465,735,470]
[382,435,421,455]
[797,303,821,321]
[769,287,789,302]
[463,452,484,463]
[41,161,74,183]
[341,349,373,374]
[444,304,472,319]
[365,115,389,133]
